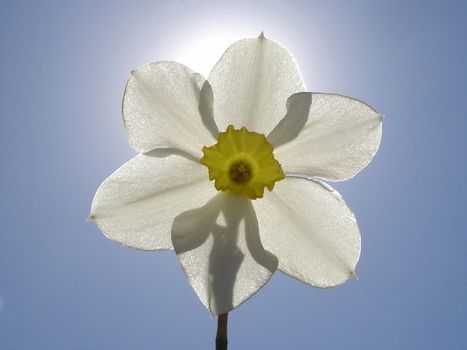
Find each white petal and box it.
[123,61,216,155]
[275,93,383,181]
[90,151,216,250]
[208,33,305,135]
[172,193,278,315]
[267,92,312,148]
[253,177,361,287]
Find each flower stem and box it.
[216,313,228,350]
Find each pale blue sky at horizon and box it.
[1,0,466,349]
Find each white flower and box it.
[90,33,383,315]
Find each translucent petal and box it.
[253,177,361,287]
[208,33,305,136]
[123,61,216,155]
[90,151,216,250]
[275,93,383,181]
[267,92,312,148]
[172,193,278,315]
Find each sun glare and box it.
[171,29,254,76]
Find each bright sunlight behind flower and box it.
[90,33,383,316]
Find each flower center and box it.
[200,125,285,199]
[229,161,252,183]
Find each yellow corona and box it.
[200,125,285,199]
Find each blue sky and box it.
[1,0,466,349]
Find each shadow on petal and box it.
[171,194,224,254]
[172,193,277,315]
[243,199,278,269]
[198,80,219,140]
[144,147,200,163]
[267,92,311,148]
[207,196,245,313]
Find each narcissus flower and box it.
[90,33,382,315]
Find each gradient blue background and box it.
[1,0,466,349]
